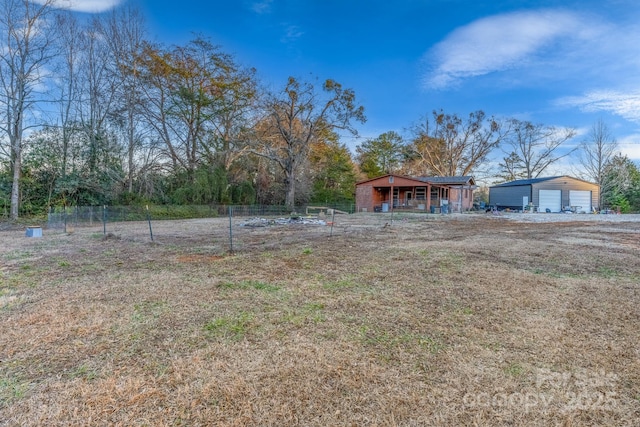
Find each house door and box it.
[406,191,412,206]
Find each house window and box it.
[435,188,449,199]
[415,187,426,200]
[389,176,394,183]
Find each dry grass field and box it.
[1,212,639,426]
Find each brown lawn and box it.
[1,213,639,426]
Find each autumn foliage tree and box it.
[253,77,365,210]
[135,37,258,203]
[138,38,226,176]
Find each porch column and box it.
[426,184,431,212]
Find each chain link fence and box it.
[47,204,354,228]
[45,204,357,253]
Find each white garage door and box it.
[570,190,591,213]
[538,190,561,213]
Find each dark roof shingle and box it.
[417,176,475,185]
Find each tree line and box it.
[1,0,638,219]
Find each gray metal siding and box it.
[490,185,531,208]
[490,176,600,211]
[531,177,600,210]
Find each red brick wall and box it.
[356,185,374,212]
[449,188,474,211]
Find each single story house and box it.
[489,176,600,213]
[355,174,476,213]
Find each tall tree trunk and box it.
[0,0,56,219]
[128,108,135,193]
[10,142,21,220]
[285,169,295,211]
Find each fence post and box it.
[146,205,154,241]
[330,209,336,237]
[228,206,233,253]
[103,205,107,235]
[64,205,67,233]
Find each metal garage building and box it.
[489,176,600,213]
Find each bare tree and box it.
[253,77,365,210]
[79,17,120,174]
[99,6,147,193]
[506,120,577,179]
[43,12,128,205]
[407,110,508,177]
[0,0,57,219]
[578,119,618,208]
[496,151,527,183]
[53,12,82,183]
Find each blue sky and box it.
[51,0,640,170]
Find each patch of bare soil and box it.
[0,213,639,426]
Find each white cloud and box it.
[251,0,273,14]
[35,0,123,13]
[422,9,599,89]
[556,91,640,124]
[280,24,303,44]
[617,134,640,160]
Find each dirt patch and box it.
[0,213,639,426]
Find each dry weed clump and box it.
[0,213,639,426]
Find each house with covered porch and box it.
[355,174,476,213]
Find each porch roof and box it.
[356,174,474,188]
[416,176,476,186]
[356,174,425,187]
